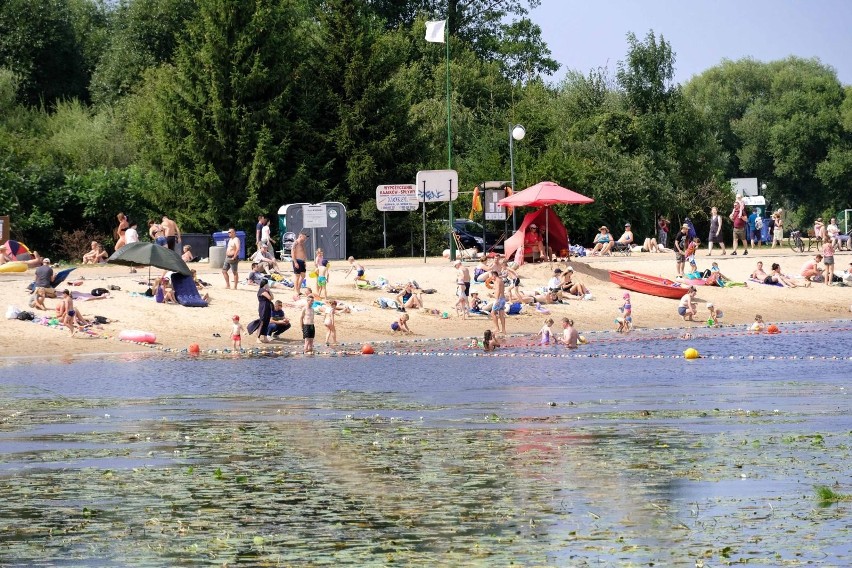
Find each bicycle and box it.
[788,230,805,253]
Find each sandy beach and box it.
[2,247,850,359]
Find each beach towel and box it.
[171,273,209,307]
[70,291,108,301]
[748,277,782,287]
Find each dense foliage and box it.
[0,0,849,258]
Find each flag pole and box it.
[445,18,455,261]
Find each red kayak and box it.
[609,270,693,299]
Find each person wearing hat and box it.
[524,223,546,262]
[249,241,279,274]
[32,257,55,297]
[613,223,634,254]
[560,265,590,297]
[591,226,613,256]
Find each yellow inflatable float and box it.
[0,261,27,273]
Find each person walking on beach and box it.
[729,195,748,255]
[707,207,726,256]
[292,232,308,299]
[222,228,241,289]
[490,270,507,335]
[300,294,316,354]
[162,215,181,252]
[256,215,266,245]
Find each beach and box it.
[2,248,850,359]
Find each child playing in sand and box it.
[538,318,555,344]
[344,256,366,288]
[483,329,500,351]
[678,287,697,321]
[616,293,633,332]
[323,299,342,345]
[231,315,243,349]
[706,303,723,327]
[300,294,316,354]
[317,259,329,299]
[391,312,411,334]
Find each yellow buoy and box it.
[683,347,700,360]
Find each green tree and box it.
[90,0,196,106]
[128,0,307,231]
[0,0,87,105]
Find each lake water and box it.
[1,322,850,566]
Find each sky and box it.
[531,0,852,86]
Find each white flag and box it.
[425,20,446,43]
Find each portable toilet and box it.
[277,202,347,260]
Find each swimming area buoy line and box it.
[39,319,847,362]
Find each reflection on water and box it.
[0,324,850,565]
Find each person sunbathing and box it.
[82,241,101,264]
[750,261,768,281]
[560,266,589,297]
[591,226,613,256]
[395,282,423,310]
[764,263,802,288]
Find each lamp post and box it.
[509,124,525,232]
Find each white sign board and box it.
[376,184,419,212]
[303,204,327,228]
[415,169,459,202]
[484,188,507,220]
[731,177,759,197]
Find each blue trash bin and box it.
[212,231,247,260]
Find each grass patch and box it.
[815,485,852,505]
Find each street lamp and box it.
[509,124,525,231]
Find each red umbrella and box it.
[498,182,594,263]
[497,181,594,207]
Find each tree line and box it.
[1,0,849,258]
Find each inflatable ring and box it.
[0,261,28,273]
[485,276,496,289]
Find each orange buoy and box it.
[189,343,200,354]
[361,344,375,355]
[767,324,780,334]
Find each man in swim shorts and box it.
[489,270,507,335]
[300,294,316,354]
[222,227,241,289]
[161,215,181,252]
[291,232,308,299]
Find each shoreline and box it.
[2,248,850,363]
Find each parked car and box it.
[450,219,505,253]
